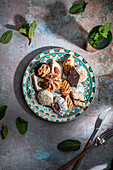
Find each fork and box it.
[59,128,113,170]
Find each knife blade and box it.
[90,107,111,141]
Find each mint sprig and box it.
[19,20,37,45]
[89,22,112,48]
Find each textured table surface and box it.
[0,0,113,170]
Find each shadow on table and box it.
[13,46,61,121]
[43,1,88,49]
[5,2,88,49]
[5,14,27,31]
[5,14,32,44]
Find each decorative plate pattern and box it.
[22,48,96,122]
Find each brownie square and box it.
[67,66,80,87]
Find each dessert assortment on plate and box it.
[32,55,88,116]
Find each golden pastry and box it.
[73,100,85,108]
[44,73,62,91]
[71,92,85,108]
[63,55,74,75]
[61,80,71,96]
[38,64,50,77]
[64,95,73,110]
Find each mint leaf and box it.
[28,21,37,39]
[1,124,8,139]
[93,40,98,47]
[103,22,112,32]
[28,31,35,39]
[94,34,104,42]
[93,43,96,47]
[90,33,96,39]
[57,139,81,151]
[98,35,104,42]
[94,33,99,41]
[69,1,88,14]
[23,23,29,29]
[19,21,37,45]
[100,30,108,38]
[0,105,7,120]
[19,28,27,34]
[99,22,112,33]
[89,39,94,44]
[0,30,13,44]
[16,117,28,135]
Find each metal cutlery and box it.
[59,107,111,170]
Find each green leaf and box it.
[92,40,98,47]
[93,43,96,47]
[28,31,35,39]
[28,21,37,39]
[94,33,99,40]
[100,31,108,38]
[89,33,96,39]
[23,23,29,29]
[57,139,81,151]
[16,117,28,135]
[0,30,13,44]
[69,1,88,14]
[98,35,104,42]
[99,22,112,34]
[104,22,112,32]
[0,105,7,120]
[19,28,27,34]
[89,39,94,44]
[1,124,8,139]
[94,33,104,42]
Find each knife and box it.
[59,107,111,170]
[73,107,111,170]
[89,107,111,142]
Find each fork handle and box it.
[59,149,89,170]
[73,140,92,170]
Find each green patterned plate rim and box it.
[22,48,96,122]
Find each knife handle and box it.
[73,140,92,170]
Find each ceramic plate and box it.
[22,48,96,122]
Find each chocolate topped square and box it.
[67,66,80,87]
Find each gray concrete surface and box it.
[0,0,113,170]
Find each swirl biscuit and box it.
[61,80,71,96]
[44,73,62,91]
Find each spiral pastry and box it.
[44,73,62,91]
